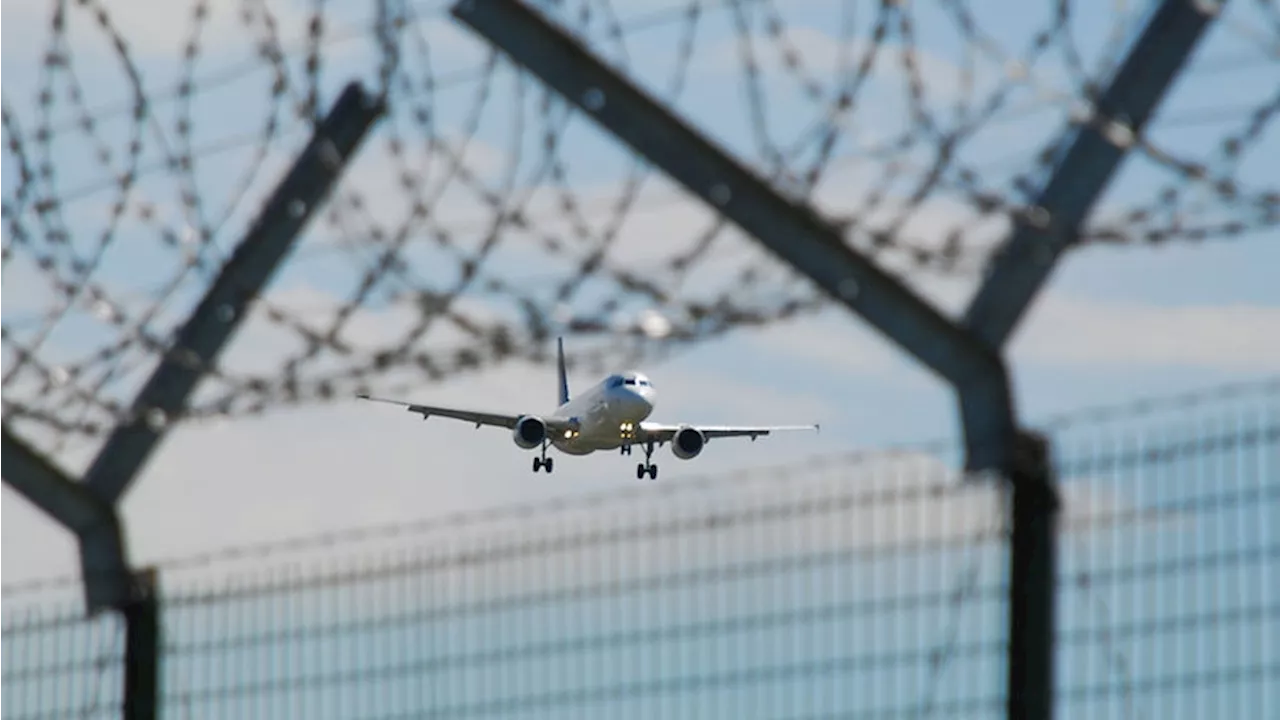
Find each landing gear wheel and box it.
[636,439,658,480]
[533,441,553,473]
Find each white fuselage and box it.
[548,373,656,455]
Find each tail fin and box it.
[556,337,571,406]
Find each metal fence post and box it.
[122,568,161,720]
[79,81,382,613]
[961,4,1224,718]
[3,79,387,719]
[448,0,1019,476]
[448,3,1226,720]
[1005,432,1059,720]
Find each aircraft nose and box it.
[638,389,655,411]
[618,387,652,414]
[630,388,652,410]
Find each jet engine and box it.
[512,415,548,449]
[671,425,706,460]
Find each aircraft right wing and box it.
[638,422,820,442]
[357,394,576,431]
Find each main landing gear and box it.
[532,440,554,473]
[634,439,657,480]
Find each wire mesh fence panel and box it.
[154,453,1006,720]
[1,607,127,720]
[1051,381,1280,720]
[3,382,1278,717]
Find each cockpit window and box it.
[606,375,624,389]
[624,378,636,386]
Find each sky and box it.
[1,0,1278,714]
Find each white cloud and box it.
[737,312,903,374]
[730,289,1280,377]
[1011,294,1280,370]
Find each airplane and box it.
[357,338,819,479]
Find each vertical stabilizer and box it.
[556,337,570,406]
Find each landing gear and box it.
[635,439,657,480]
[532,441,553,473]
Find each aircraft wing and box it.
[357,394,575,431]
[639,422,820,442]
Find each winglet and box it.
[556,336,570,406]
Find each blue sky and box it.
[2,0,1278,714]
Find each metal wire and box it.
[4,0,1275,460]
[0,608,125,720]
[1054,400,1280,720]
[6,447,1008,719]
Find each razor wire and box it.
[3,0,1277,459]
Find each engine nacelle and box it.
[512,415,548,449]
[671,426,706,460]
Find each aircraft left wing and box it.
[639,422,820,442]
[357,394,575,431]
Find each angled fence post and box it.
[3,79,388,720]
[960,3,1223,717]
[448,3,1225,720]
[449,0,1018,474]
[70,80,386,612]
